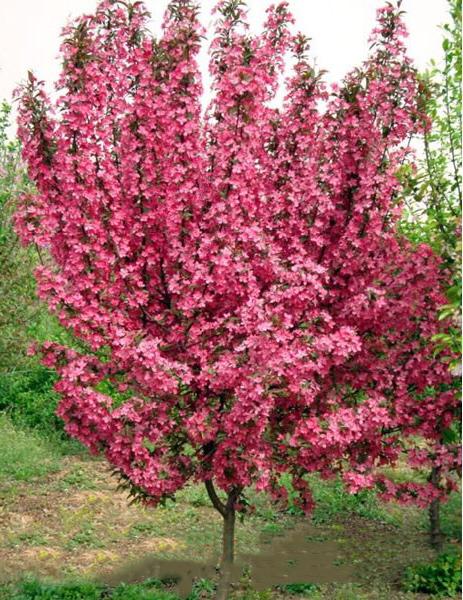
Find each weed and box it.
[187,578,216,599]
[128,521,159,539]
[65,524,106,550]
[233,568,273,600]
[276,583,319,596]
[57,467,97,491]
[8,531,48,547]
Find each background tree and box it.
[0,102,38,373]
[399,0,461,550]
[15,1,460,596]
[0,103,66,434]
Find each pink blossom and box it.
[15,1,459,511]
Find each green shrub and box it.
[0,103,41,377]
[0,362,85,455]
[402,552,462,597]
[0,365,61,433]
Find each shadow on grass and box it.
[99,521,352,597]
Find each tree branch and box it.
[205,478,226,517]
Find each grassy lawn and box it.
[0,416,460,599]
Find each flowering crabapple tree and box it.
[16,0,460,595]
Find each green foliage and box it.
[398,1,461,545]
[308,475,393,525]
[0,415,61,481]
[0,357,85,454]
[0,102,42,375]
[0,365,60,432]
[431,279,462,371]
[0,103,77,445]
[440,490,462,541]
[401,0,461,256]
[0,103,60,439]
[276,472,394,524]
[399,0,462,370]
[277,473,304,516]
[1,578,179,600]
[402,552,462,597]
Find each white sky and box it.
[0,0,449,131]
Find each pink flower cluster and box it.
[16,0,460,511]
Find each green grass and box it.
[274,472,395,526]
[0,416,460,600]
[0,415,61,481]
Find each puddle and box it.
[98,522,353,596]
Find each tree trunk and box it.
[429,466,443,551]
[216,504,235,600]
[205,480,239,600]
[429,497,443,550]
